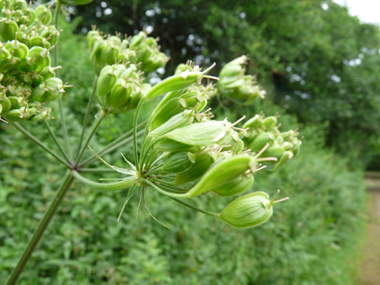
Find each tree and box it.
[75,0,380,167]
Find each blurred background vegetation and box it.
[0,0,378,283]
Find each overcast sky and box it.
[333,0,380,24]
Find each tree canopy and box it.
[74,0,380,167]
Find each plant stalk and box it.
[72,170,135,191]
[6,171,75,285]
[9,121,71,169]
[43,120,72,164]
[80,124,145,167]
[76,75,98,157]
[80,168,117,174]
[169,197,221,218]
[75,110,106,166]
[54,1,73,161]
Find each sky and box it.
[333,0,380,24]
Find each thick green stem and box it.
[43,120,72,164]
[9,121,71,169]
[75,111,106,166]
[76,75,98,157]
[6,171,75,285]
[72,170,136,191]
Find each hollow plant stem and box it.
[76,75,98,157]
[9,121,71,169]
[43,120,72,164]
[6,171,75,285]
[75,111,106,166]
[54,2,72,161]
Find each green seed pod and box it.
[97,65,117,105]
[164,120,225,146]
[262,116,277,129]
[0,96,12,113]
[29,83,47,101]
[8,96,25,109]
[261,145,285,161]
[149,110,194,139]
[108,79,132,111]
[16,31,31,47]
[46,26,59,46]
[0,56,21,72]
[150,97,186,131]
[120,39,129,51]
[292,140,301,157]
[28,46,51,69]
[89,35,103,53]
[243,114,264,130]
[27,107,51,121]
[34,5,52,25]
[87,30,99,45]
[211,175,254,197]
[14,0,28,10]
[99,41,119,67]
[174,153,214,186]
[219,56,246,79]
[40,65,60,79]
[175,63,190,75]
[184,155,253,197]
[4,40,29,59]
[0,20,18,42]
[220,190,289,228]
[269,151,294,171]
[142,53,167,73]
[184,95,207,112]
[129,31,145,48]
[5,106,36,121]
[41,77,64,102]
[162,152,192,173]
[217,130,244,154]
[0,46,11,59]
[30,36,50,49]
[154,138,196,153]
[124,86,144,111]
[119,64,138,80]
[108,35,121,47]
[21,8,35,27]
[144,70,205,99]
[249,132,274,152]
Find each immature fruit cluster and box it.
[96,63,150,113]
[89,63,293,228]
[216,56,266,104]
[0,2,68,122]
[87,29,167,74]
[242,114,301,171]
[0,1,59,48]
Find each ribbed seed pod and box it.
[220,190,288,228]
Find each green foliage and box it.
[0,24,367,284]
[75,0,380,168]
